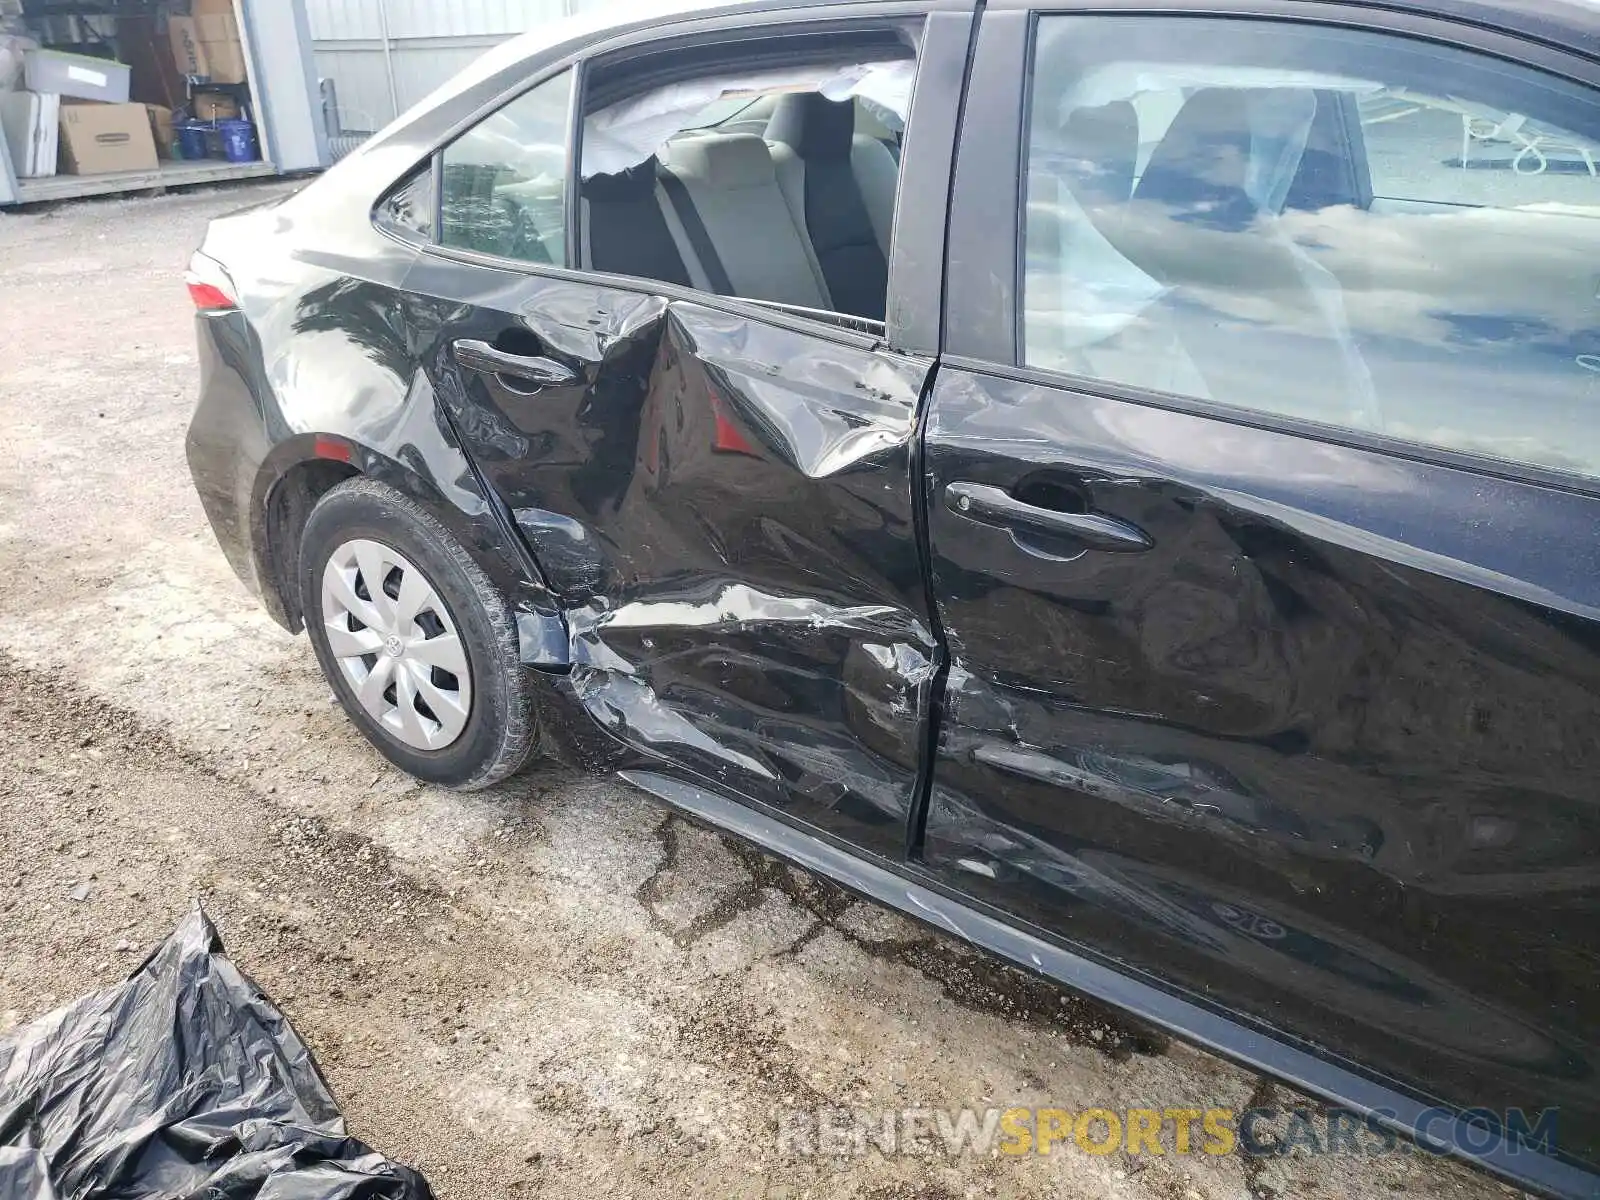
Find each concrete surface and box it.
[0,186,1526,1200]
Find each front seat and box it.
[765,92,896,322]
[1091,87,1379,427]
[1023,99,1154,377]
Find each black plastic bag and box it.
[0,907,432,1199]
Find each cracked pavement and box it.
[0,186,1524,1199]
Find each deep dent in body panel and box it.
[568,583,933,795]
[427,286,936,848]
[555,299,937,806]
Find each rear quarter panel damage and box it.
[187,215,566,658]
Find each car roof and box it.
[475,0,1600,77]
[387,0,1600,144]
[1332,0,1600,54]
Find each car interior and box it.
[578,52,912,326]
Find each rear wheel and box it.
[298,478,536,790]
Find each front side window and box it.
[440,68,573,265]
[1022,17,1600,479]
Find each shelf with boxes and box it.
[0,0,269,198]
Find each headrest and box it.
[580,156,660,202]
[1057,101,1138,207]
[1134,87,1315,230]
[765,92,855,160]
[1282,91,1370,214]
[663,132,776,189]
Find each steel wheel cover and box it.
[320,538,473,751]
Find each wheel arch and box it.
[256,447,362,633]
[249,434,569,671]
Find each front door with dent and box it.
[923,7,1600,1169]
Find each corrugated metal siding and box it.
[309,0,572,40]
[309,47,393,135]
[388,42,504,111]
[306,0,585,129]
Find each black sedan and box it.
[184,0,1600,1193]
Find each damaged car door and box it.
[399,18,949,859]
[921,7,1600,1176]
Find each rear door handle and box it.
[452,338,579,390]
[944,481,1152,553]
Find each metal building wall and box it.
[243,0,330,171]
[306,0,592,136]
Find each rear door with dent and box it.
[398,5,972,860]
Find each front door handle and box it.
[452,338,579,390]
[944,481,1153,553]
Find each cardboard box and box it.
[194,13,238,42]
[145,103,175,158]
[192,0,236,13]
[59,101,159,175]
[23,48,131,104]
[200,36,247,84]
[168,16,207,77]
[191,93,237,122]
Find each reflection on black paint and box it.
[291,278,416,380]
[922,364,1600,1164]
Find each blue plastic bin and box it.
[218,119,259,163]
[176,121,210,161]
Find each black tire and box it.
[298,477,537,790]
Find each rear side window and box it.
[1021,17,1600,480]
[576,43,916,325]
[440,69,573,265]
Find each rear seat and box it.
[764,93,896,321]
[580,155,693,288]
[656,132,834,310]
[582,115,896,320]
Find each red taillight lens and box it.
[186,278,237,311]
[186,252,238,311]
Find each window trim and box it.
[425,65,580,270]
[411,242,892,352]
[944,0,1600,498]
[943,7,1029,365]
[371,161,436,249]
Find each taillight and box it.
[186,252,239,311]
[186,279,236,310]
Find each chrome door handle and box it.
[452,338,579,389]
[944,481,1153,553]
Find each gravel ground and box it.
[0,184,1526,1200]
